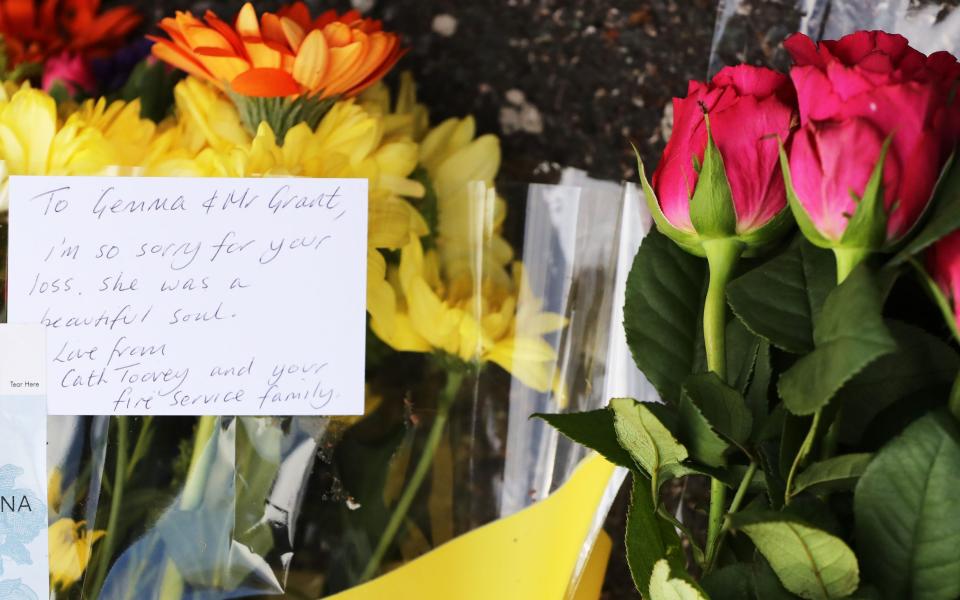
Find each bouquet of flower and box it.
[545,29,960,600]
[0,1,629,598]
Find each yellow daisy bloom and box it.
[49,518,106,590]
[368,234,564,391]
[0,86,115,211]
[159,77,427,250]
[360,71,430,143]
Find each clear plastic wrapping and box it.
[709,0,960,75]
[18,172,651,598]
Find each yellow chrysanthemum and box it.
[49,518,106,590]
[48,468,62,515]
[419,116,513,289]
[160,77,427,249]
[360,71,430,143]
[0,86,115,210]
[368,234,564,391]
[67,97,185,172]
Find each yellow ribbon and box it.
[329,454,616,599]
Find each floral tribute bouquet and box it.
[544,29,960,600]
[0,1,625,599]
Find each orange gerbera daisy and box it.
[150,2,406,100]
[0,0,141,66]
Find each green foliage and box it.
[533,409,633,468]
[778,265,897,415]
[624,230,706,404]
[727,237,835,353]
[544,150,960,600]
[611,398,688,490]
[118,59,181,123]
[649,559,709,600]
[792,453,872,496]
[625,473,686,594]
[854,412,960,600]
[730,514,859,600]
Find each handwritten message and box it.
[7,176,367,415]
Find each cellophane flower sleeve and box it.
[33,172,650,599]
[709,0,960,75]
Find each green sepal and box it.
[779,141,832,248]
[890,152,960,264]
[229,92,337,143]
[909,257,960,342]
[689,114,739,239]
[839,136,892,250]
[633,143,704,256]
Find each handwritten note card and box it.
[7,176,367,416]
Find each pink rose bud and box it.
[927,230,960,334]
[641,64,796,256]
[784,31,960,247]
[42,52,96,96]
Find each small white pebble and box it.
[500,106,522,134]
[520,103,544,134]
[432,14,458,37]
[505,88,526,105]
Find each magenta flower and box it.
[784,31,960,244]
[42,52,96,96]
[927,230,960,334]
[650,64,796,240]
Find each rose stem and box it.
[702,239,743,570]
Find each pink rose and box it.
[785,31,960,243]
[42,52,96,96]
[927,230,960,332]
[651,64,796,237]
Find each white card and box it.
[0,324,48,600]
[8,176,368,416]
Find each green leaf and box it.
[727,237,836,353]
[752,556,799,600]
[836,321,959,444]
[689,115,738,239]
[118,59,181,123]
[677,391,729,468]
[611,398,688,489]
[854,412,960,600]
[682,373,752,445]
[891,153,960,264]
[677,373,753,467]
[624,230,706,404]
[625,473,686,594]
[731,514,860,600]
[778,265,897,415]
[726,318,760,395]
[793,453,872,496]
[649,559,708,600]
[701,563,753,600]
[533,409,633,468]
[839,138,891,249]
[745,341,772,438]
